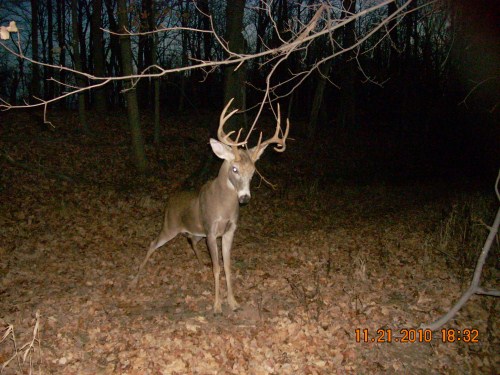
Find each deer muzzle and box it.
[238,194,250,205]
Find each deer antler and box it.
[217,98,247,161]
[217,98,246,148]
[251,103,290,161]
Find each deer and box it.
[130,99,289,315]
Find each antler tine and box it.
[258,103,290,154]
[273,117,290,152]
[217,98,247,147]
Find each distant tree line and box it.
[0,0,497,176]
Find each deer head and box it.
[210,98,289,204]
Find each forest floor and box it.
[0,110,498,374]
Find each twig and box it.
[421,205,500,331]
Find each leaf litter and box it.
[0,110,498,374]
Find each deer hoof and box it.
[213,303,223,315]
[228,300,240,312]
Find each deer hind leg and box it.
[206,233,222,315]
[188,235,207,266]
[130,229,177,288]
[222,224,240,311]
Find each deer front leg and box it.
[222,223,240,311]
[206,233,222,315]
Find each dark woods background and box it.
[0,0,498,183]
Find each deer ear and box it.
[210,139,235,161]
[249,144,269,162]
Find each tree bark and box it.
[387,1,399,74]
[252,4,270,84]
[153,32,160,146]
[104,0,122,107]
[178,0,189,112]
[71,0,88,131]
[91,0,107,111]
[336,0,356,131]
[77,0,88,74]
[117,0,148,173]
[30,0,41,100]
[196,0,212,108]
[137,0,153,109]
[223,0,247,133]
[199,0,211,61]
[152,2,161,145]
[56,0,66,107]
[309,60,332,139]
[46,0,54,99]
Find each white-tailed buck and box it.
[131,99,289,314]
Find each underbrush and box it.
[437,193,498,282]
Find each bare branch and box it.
[0,0,436,123]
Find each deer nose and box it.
[239,194,250,205]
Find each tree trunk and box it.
[148,0,161,145]
[47,0,54,99]
[117,0,148,174]
[152,4,161,145]
[178,0,189,112]
[137,0,153,109]
[91,0,107,111]
[77,1,88,74]
[199,0,211,61]
[254,5,268,55]
[195,0,212,108]
[387,1,400,73]
[336,0,356,131]
[309,60,332,139]
[71,0,88,131]
[223,0,246,133]
[56,0,66,107]
[77,0,89,107]
[104,0,122,107]
[9,70,21,104]
[252,4,270,84]
[40,0,48,97]
[30,0,41,100]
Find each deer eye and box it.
[232,166,239,174]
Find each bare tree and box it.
[46,0,54,99]
[1,1,440,145]
[152,1,160,145]
[336,0,357,131]
[71,0,88,131]
[90,0,106,111]
[308,60,331,139]
[55,0,66,106]
[104,0,122,108]
[117,0,148,173]
[29,0,40,100]
[223,0,247,132]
